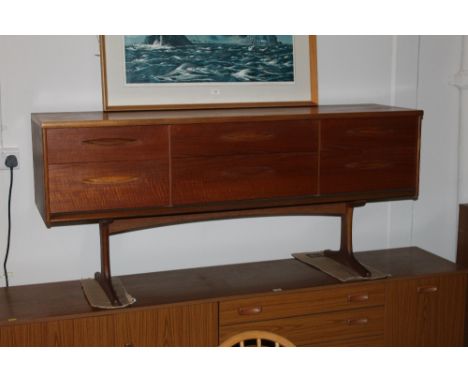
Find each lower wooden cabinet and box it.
[385,274,466,346]
[0,249,466,347]
[0,303,217,346]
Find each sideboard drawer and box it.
[320,117,420,195]
[219,306,385,346]
[48,160,170,213]
[321,117,419,149]
[46,125,169,164]
[320,148,418,194]
[171,119,318,158]
[173,153,318,205]
[219,283,385,326]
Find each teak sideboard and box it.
[5,103,462,346]
[30,104,423,302]
[32,104,421,226]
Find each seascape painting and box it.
[124,35,295,84]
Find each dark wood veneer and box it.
[456,203,468,345]
[173,153,318,205]
[48,160,170,213]
[171,119,319,157]
[31,104,423,303]
[31,104,422,129]
[32,105,422,226]
[320,116,420,195]
[46,125,169,164]
[457,204,468,268]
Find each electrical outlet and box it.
[1,147,20,170]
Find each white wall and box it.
[0,35,462,286]
[412,36,462,260]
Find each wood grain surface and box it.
[320,116,420,195]
[0,248,465,346]
[32,104,423,129]
[32,105,422,225]
[456,203,468,345]
[173,153,318,205]
[219,306,385,346]
[0,247,463,325]
[171,119,318,157]
[385,273,466,346]
[219,283,384,326]
[46,125,169,164]
[48,160,170,213]
[0,303,217,346]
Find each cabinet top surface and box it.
[32,104,423,128]
[0,247,462,325]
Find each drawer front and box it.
[321,117,419,149]
[46,125,169,164]
[171,120,318,157]
[219,283,385,326]
[48,160,169,213]
[173,153,318,205]
[320,117,420,194]
[220,306,385,346]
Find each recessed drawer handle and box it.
[345,160,393,170]
[82,176,139,185]
[417,285,438,294]
[346,318,368,326]
[346,128,395,137]
[221,132,275,142]
[82,138,138,146]
[221,166,275,178]
[348,293,369,303]
[238,306,263,315]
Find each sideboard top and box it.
[0,247,463,325]
[32,104,423,129]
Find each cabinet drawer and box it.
[219,283,385,326]
[321,117,419,149]
[173,153,318,205]
[48,160,169,213]
[220,306,385,346]
[320,148,418,194]
[46,125,169,164]
[320,117,420,195]
[171,119,318,157]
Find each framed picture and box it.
[100,35,318,111]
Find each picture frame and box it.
[100,35,318,111]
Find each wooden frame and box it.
[100,35,318,111]
[96,202,370,306]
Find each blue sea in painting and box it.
[124,35,294,84]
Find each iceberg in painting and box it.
[124,35,294,84]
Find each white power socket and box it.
[0,147,20,170]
